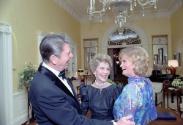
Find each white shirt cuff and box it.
[112,120,117,125]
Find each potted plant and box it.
[19,63,37,90]
[19,63,37,123]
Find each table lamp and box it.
[167,60,179,76]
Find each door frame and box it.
[0,23,13,125]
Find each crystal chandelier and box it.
[88,0,158,28]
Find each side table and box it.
[164,86,183,116]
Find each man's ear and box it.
[49,55,58,65]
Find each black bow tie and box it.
[58,70,66,79]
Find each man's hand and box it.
[116,115,135,125]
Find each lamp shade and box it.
[168,60,179,67]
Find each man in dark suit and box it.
[29,34,134,125]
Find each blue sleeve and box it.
[113,83,142,120]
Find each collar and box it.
[42,62,60,77]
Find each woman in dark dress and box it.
[80,54,123,120]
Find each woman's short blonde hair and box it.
[89,54,112,73]
[119,46,152,77]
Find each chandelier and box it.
[88,0,158,28]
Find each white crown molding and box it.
[54,0,81,22]
[168,0,183,15]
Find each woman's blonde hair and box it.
[89,54,112,73]
[119,46,152,77]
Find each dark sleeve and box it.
[80,84,89,115]
[113,83,124,100]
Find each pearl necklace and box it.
[92,82,111,89]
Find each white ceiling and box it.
[54,0,183,22]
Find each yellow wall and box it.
[171,5,183,75]
[80,17,172,68]
[0,0,81,91]
[1,0,182,91]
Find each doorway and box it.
[107,28,142,85]
[107,48,128,84]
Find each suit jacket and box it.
[29,65,113,125]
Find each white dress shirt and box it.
[42,63,118,125]
[42,62,74,95]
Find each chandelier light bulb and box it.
[130,3,133,11]
[142,13,145,16]
[134,0,137,7]
[154,4,157,9]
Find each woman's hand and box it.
[116,115,135,125]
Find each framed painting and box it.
[152,35,168,65]
[83,38,98,71]
[173,52,182,66]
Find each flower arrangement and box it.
[19,63,37,88]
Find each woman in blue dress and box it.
[113,46,157,125]
[80,54,123,120]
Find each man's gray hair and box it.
[39,34,69,63]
